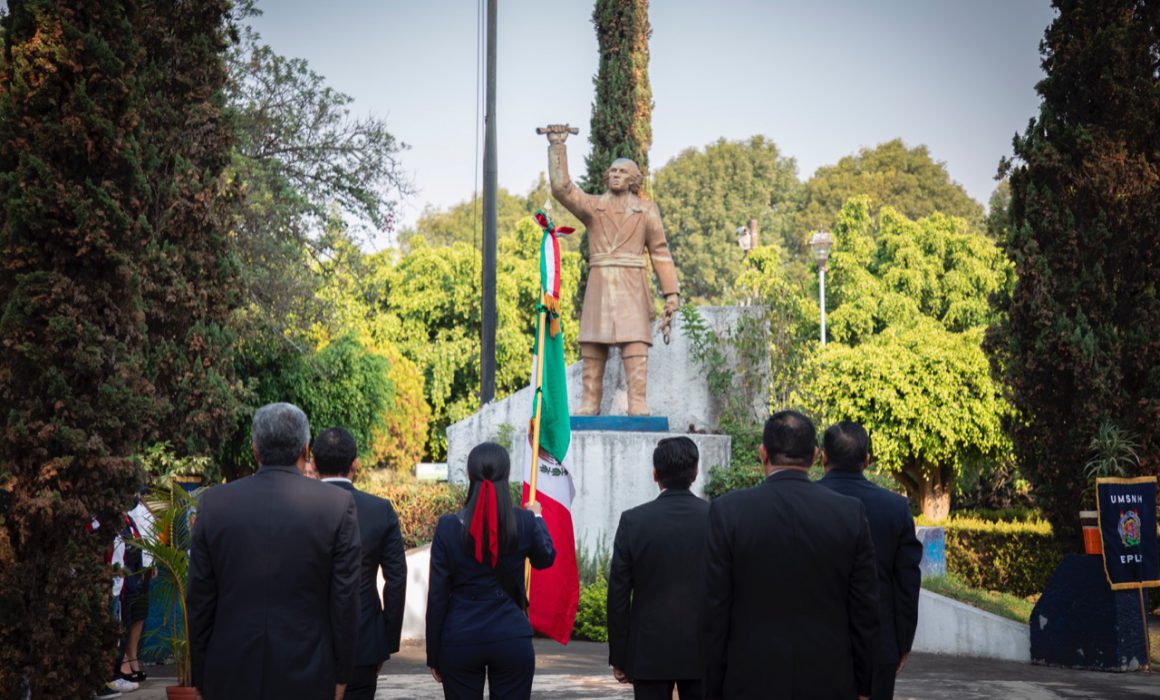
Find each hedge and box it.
[929,515,1067,598]
[572,576,609,642]
[361,475,465,549]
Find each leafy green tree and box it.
[987,0,1160,536]
[652,136,803,303]
[400,188,531,251]
[291,335,395,463]
[374,219,582,458]
[583,0,652,193]
[224,10,411,331]
[0,1,236,696]
[806,323,1010,520]
[796,139,984,251]
[802,198,1013,519]
[308,234,432,471]
[137,0,244,457]
[984,179,1012,242]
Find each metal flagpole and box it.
[480,0,498,405]
[524,302,548,594]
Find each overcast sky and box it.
[249,0,1057,231]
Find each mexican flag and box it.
[522,210,579,644]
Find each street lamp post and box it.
[808,229,834,345]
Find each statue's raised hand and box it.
[537,124,578,144]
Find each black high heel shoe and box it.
[119,659,147,683]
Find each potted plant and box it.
[131,483,200,700]
[1081,419,1142,554]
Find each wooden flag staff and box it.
[524,301,549,595]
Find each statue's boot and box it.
[575,356,605,416]
[624,354,649,416]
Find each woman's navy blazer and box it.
[425,507,555,668]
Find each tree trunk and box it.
[900,464,952,521]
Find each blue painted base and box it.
[1031,554,1149,671]
[570,415,670,432]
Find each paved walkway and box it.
[125,639,1160,699]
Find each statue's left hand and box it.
[659,294,679,344]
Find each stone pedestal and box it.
[510,427,730,556]
[445,306,756,482]
[1031,554,1150,671]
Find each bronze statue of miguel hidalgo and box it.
[539,124,679,416]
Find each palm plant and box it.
[130,484,198,687]
[1084,419,1143,482]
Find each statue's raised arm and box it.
[538,124,592,222]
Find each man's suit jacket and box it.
[703,470,879,700]
[607,488,710,681]
[323,478,408,665]
[187,465,361,700]
[819,470,922,666]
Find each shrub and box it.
[577,539,611,587]
[922,515,1066,598]
[360,472,465,549]
[572,575,608,643]
[704,462,764,501]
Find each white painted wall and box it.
[396,544,430,642]
[912,589,1031,662]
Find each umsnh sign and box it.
[1096,477,1159,590]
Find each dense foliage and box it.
[583,0,653,192]
[987,0,1160,537]
[0,2,237,697]
[934,516,1065,598]
[796,139,984,251]
[572,575,610,642]
[801,199,1014,519]
[652,137,804,303]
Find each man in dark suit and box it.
[819,422,922,700]
[187,403,361,700]
[607,436,710,700]
[704,410,879,700]
[314,427,408,700]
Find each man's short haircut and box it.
[313,427,358,477]
[823,421,870,472]
[762,410,817,468]
[252,402,310,467]
[653,436,699,490]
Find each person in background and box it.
[117,488,155,684]
[819,422,922,700]
[426,442,555,700]
[607,436,710,699]
[315,427,408,700]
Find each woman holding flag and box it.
[426,442,556,699]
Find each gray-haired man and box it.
[187,403,362,700]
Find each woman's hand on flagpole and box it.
[524,500,542,516]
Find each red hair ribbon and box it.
[468,480,499,567]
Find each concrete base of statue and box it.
[445,306,758,481]
[510,425,729,556]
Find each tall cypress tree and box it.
[0,2,238,696]
[582,0,653,194]
[135,0,242,455]
[988,0,1160,536]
